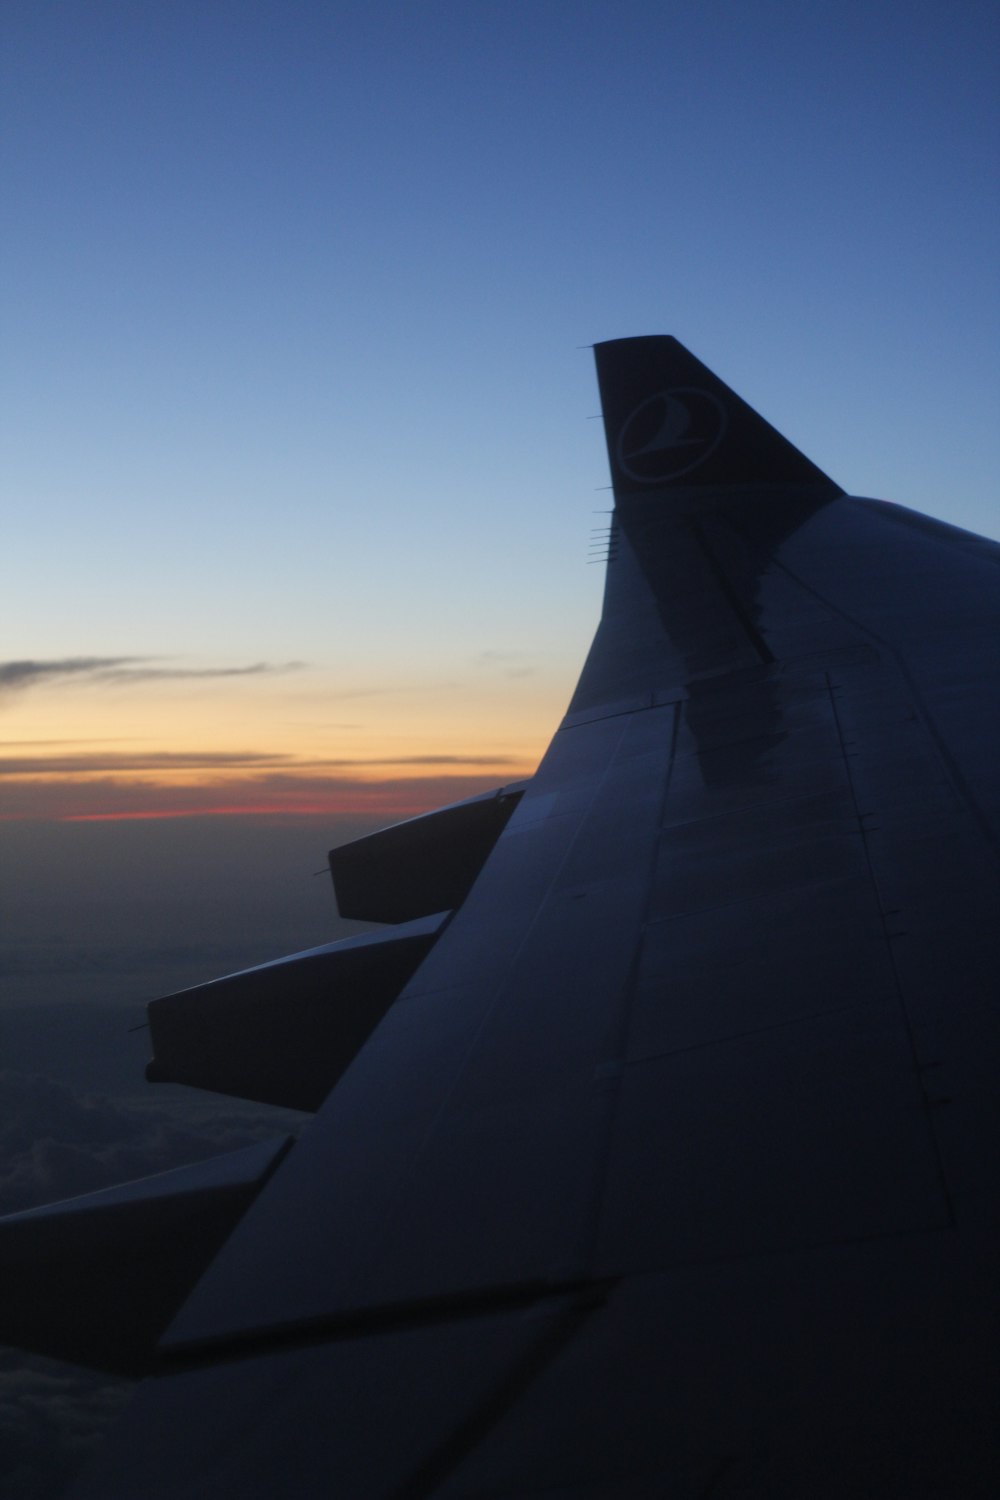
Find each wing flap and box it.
[146,913,447,1110]
[0,1136,291,1375]
[329,781,527,922]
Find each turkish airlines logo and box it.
[616,387,727,483]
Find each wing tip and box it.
[594,336,841,497]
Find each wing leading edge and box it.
[8,337,996,1496]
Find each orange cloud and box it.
[0,654,561,825]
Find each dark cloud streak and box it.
[1,752,520,777]
[1,752,293,776]
[0,659,141,691]
[0,659,305,698]
[93,662,305,685]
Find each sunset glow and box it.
[0,659,558,822]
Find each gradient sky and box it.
[0,10,997,1488]
[3,0,998,824]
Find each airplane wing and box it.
[6,337,1000,1495]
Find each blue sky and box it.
[2,0,998,821]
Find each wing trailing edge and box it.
[0,1136,291,1375]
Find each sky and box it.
[3,0,999,830]
[0,1,997,1492]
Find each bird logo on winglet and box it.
[617,388,727,483]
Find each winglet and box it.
[594,336,842,498]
